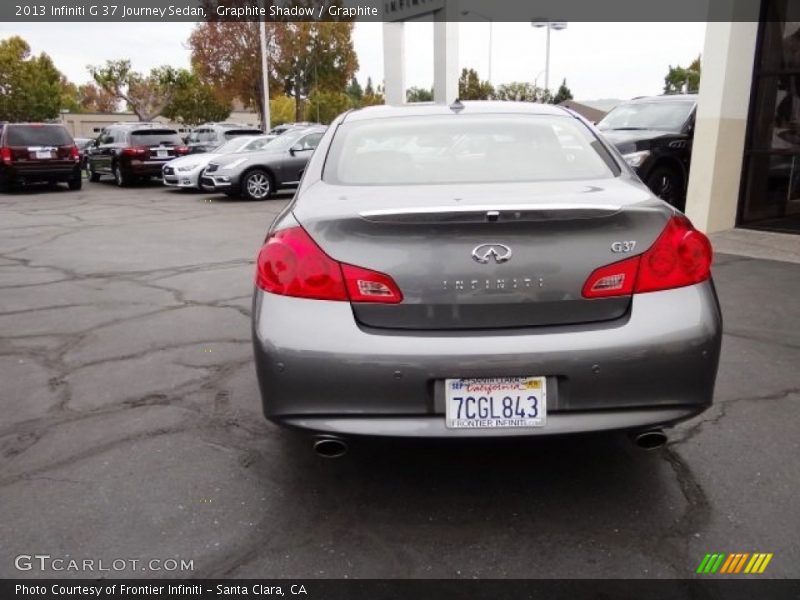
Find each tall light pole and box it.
[462,10,493,84]
[531,19,567,94]
[259,0,271,132]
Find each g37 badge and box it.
[611,240,637,253]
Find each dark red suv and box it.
[0,123,82,191]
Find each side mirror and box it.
[289,144,302,156]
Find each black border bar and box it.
[4,579,800,600]
[3,0,774,23]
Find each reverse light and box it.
[582,216,712,298]
[255,226,403,304]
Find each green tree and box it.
[0,36,63,121]
[359,76,384,106]
[273,21,359,121]
[304,90,352,124]
[493,81,549,103]
[664,55,701,94]
[553,78,573,104]
[458,68,493,100]
[346,76,363,105]
[88,60,190,121]
[270,95,296,127]
[77,82,119,113]
[406,86,433,102]
[162,74,231,126]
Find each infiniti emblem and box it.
[472,243,512,264]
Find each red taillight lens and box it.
[635,216,713,293]
[69,145,80,161]
[582,216,712,298]
[1,147,12,164]
[174,146,190,155]
[255,226,403,304]
[122,146,148,158]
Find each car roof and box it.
[342,101,571,123]
[627,94,698,103]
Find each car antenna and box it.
[450,98,465,113]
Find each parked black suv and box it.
[597,94,696,210]
[0,123,82,191]
[86,123,190,186]
[185,123,263,154]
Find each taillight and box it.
[122,146,148,158]
[1,147,11,165]
[255,226,403,304]
[175,146,190,155]
[69,145,80,161]
[582,216,712,298]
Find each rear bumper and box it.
[280,406,707,438]
[1,164,80,183]
[125,160,170,177]
[252,281,723,438]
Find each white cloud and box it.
[1,21,705,101]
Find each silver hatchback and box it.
[251,102,722,453]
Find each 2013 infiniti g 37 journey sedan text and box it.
[251,101,722,456]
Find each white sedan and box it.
[162,135,275,190]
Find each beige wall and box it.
[60,110,261,139]
[685,19,760,233]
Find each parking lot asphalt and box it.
[0,181,798,580]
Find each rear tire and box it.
[113,163,131,188]
[241,169,273,201]
[646,165,685,211]
[67,177,82,191]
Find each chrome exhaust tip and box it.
[312,437,348,459]
[633,429,667,451]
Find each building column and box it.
[433,7,459,104]
[383,22,406,106]
[685,19,759,233]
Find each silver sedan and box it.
[251,101,722,457]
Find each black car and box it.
[0,123,82,191]
[185,123,264,154]
[86,123,190,187]
[597,94,696,210]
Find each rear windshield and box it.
[7,125,73,147]
[130,130,182,146]
[223,129,262,139]
[324,115,619,186]
[598,101,694,132]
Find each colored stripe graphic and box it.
[700,552,774,575]
[696,554,712,574]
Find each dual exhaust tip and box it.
[312,437,348,459]
[311,429,667,458]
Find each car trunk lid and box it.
[293,180,670,330]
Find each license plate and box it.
[157,149,168,158]
[445,377,546,429]
[35,150,53,159]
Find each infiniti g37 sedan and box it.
[252,101,722,450]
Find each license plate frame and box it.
[156,149,168,158]
[34,150,54,159]
[445,376,547,429]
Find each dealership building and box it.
[383,0,800,235]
